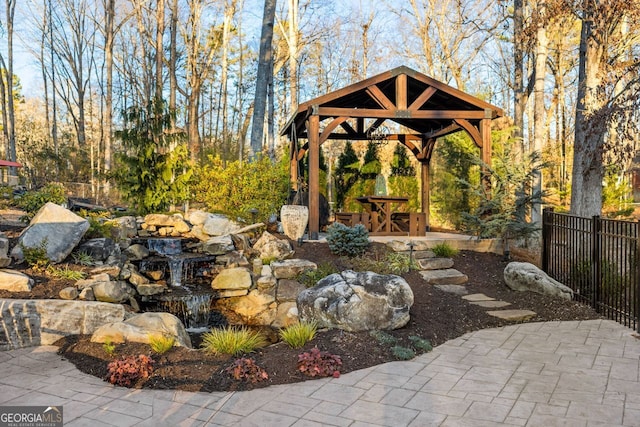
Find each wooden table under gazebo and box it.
[280,65,504,239]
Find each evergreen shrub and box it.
[326,222,369,257]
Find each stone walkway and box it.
[1,319,639,426]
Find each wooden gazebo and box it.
[281,66,504,239]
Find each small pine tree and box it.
[335,142,360,210]
[390,144,415,177]
[112,99,192,214]
[460,140,548,258]
[360,141,381,180]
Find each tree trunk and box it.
[249,0,276,158]
[169,0,178,129]
[155,0,165,102]
[532,1,548,225]
[288,0,298,114]
[571,3,605,217]
[2,0,17,178]
[513,0,525,158]
[221,1,237,155]
[103,0,115,199]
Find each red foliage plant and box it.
[297,347,342,378]
[106,354,155,387]
[226,357,269,383]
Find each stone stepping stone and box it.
[418,257,454,270]
[462,293,495,302]
[419,269,468,285]
[434,284,468,295]
[469,300,512,308]
[486,309,536,322]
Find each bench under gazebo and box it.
[281,65,504,239]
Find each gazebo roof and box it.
[281,65,504,140]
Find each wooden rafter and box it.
[366,85,395,110]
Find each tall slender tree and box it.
[250,0,276,157]
[0,0,17,177]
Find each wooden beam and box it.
[308,114,320,240]
[364,118,386,135]
[366,85,396,110]
[409,86,437,111]
[340,121,357,135]
[320,117,349,143]
[423,123,461,139]
[396,74,407,109]
[317,107,486,119]
[454,118,483,149]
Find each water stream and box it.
[135,237,221,330]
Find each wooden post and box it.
[481,117,492,188]
[421,160,430,231]
[308,111,320,240]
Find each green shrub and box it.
[279,321,317,349]
[192,155,289,224]
[17,183,67,222]
[81,210,116,239]
[148,334,176,354]
[297,262,339,287]
[369,330,398,346]
[408,335,433,352]
[102,339,117,357]
[348,250,415,275]
[200,326,267,356]
[391,346,416,360]
[326,223,369,257]
[46,265,86,281]
[431,242,458,258]
[72,251,95,266]
[21,239,49,270]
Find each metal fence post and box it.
[542,207,553,272]
[591,216,601,312]
[636,220,640,332]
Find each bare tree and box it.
[0,0,17,178]
[531,1,548,225]
[571,0,640,217]
[250,0,276,158]
[181,0,222,161]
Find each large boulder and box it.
[0,299,125,349]
[211,267,252,293]
[0,269,33,292]
[297,270,414,331]
[11,202,90,263]
[90,312,192,348]
[92,280,136,303]
[0,234,11,267]
[504,262,573,300]
[106,216,138,240]
[202,214,241,236]
[271,259,317,279]
[76,238,120,263]
[253,231,294,260]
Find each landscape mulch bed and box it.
[1,225,601,392]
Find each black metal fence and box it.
[542,208,640,331]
